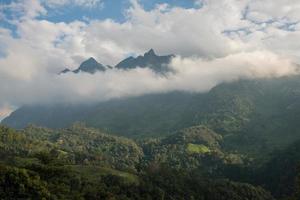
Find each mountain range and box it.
[60,49,174,74]
[2,49,300,199]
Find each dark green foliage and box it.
[0,163,275,200]
[0,124,143,171]
[139,125,245,174]
[0,125,278,200]
[0,165,50,199]
[163,125,222,148]
[256,140,300,198]
[217,139,300,200]
[131,166,275,200]
[288,168,300,200]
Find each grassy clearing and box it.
[187,143,211,154]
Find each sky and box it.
[0,0,300,120]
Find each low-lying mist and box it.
[1,0,300,119]
[0,50,297,113]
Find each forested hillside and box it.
[1,123,300,199]
[0,124,283,199]
[4,75,300,157]
[3,75,300,199]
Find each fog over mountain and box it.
[2,1,300,199]
[1,0,300,118]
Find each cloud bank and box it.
[0,0,300,117]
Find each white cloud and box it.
[44,0,104,8]
[0,0,300,110]
[0,0,47,20]
[246,0,300,23]
[0,51,297,107]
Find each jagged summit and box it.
[115,49,174,72]
[85,57,98,63]
[59,57,106,74]
[144,49,156,57]
[59,49,175,74]
[73,57,106,74]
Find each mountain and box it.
[4,49,300,157]
[4,75,300,160]
[60,57,106,74]
[2,92,198,137]
[59,49,174,75]
[73,57,106,74]
[115,49,174,72]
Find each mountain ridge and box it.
[60,49,174,74]
[115,49,174,72]
[60,57,107,74]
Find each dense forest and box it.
[0,123,299,199]
[3,75,300,200]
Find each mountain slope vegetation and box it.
[4,75,300,157]
[0,124,278,199]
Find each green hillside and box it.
[4,76,300,153]
[0,124,278,199]
[2,76,300,199]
